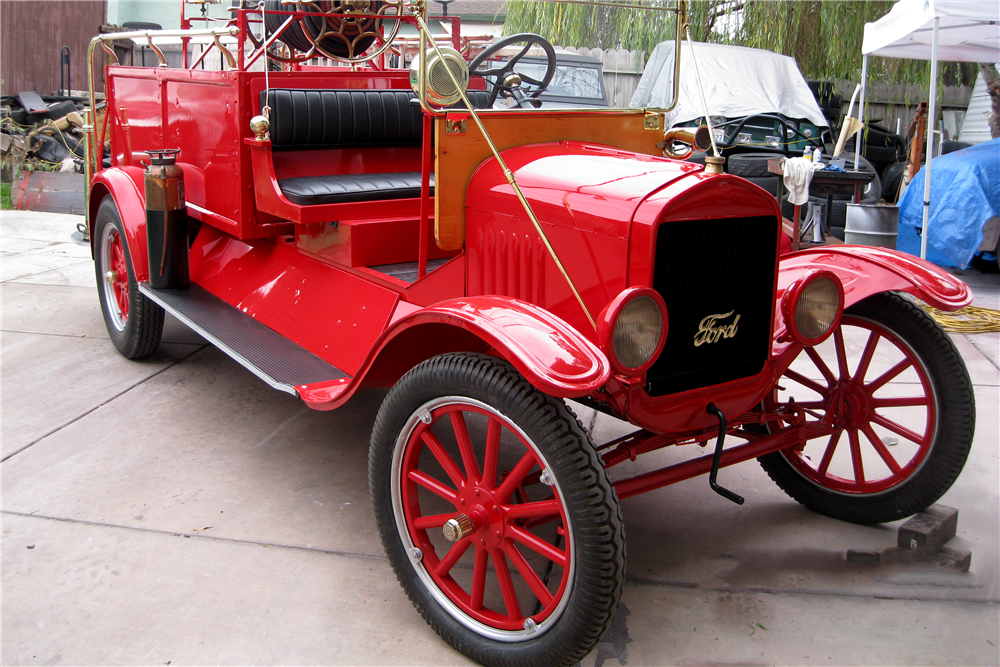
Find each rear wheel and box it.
[95,196,164,359]
[370,353,625,667]
[758,292,974,524]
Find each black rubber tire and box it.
[44,99,77,121]
[744,175,780,196]
[941,140,972,155]
[822,155,881,230]
[834,155,881,203]
[370,353,625,667]
[728,152,780,178]
[94,196,164,359]
[881,161,907,204]
[862,168,882,203]
[826,200,848,231]
[758,292,975,524]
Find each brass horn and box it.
[660,126,713,160]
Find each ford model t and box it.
[83,2,975,664]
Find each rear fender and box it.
[779,245,971,312]
[298,296,611,409]
[89,167,148,280]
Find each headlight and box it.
[598,288,668,375]
[782,271,844,345]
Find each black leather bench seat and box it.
[278,172,435,205]
[263,89,489,206]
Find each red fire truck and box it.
[84,2,975,665]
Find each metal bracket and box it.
[644,112,662,131]
[446,117,467,135]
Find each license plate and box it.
[712,128,726,144]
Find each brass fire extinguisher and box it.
[144,148,189,290]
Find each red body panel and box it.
[780,245,972,311]
[466,142,702,336]
[89,167,148,279]
[188,225,401,375]
[298,295,611,408]
[468,142,702,238]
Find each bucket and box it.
[845,203,899,248]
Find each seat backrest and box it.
[263,89,492,150]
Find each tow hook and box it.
[705,403,745,505]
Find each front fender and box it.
[779,245,971,311]
[90,167,148,280]
[298,296,610,409]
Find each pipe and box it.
[921,17,940,261]
[855,54,868,170]
[613,420,831,500]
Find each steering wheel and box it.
[468,33,557,108]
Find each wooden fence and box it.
[830,81,973,142]
[558,46,646,108]
[1,1,108,96]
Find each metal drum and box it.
[845,203,899,248]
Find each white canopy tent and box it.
[859,0,1000,259]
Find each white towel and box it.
[782,157,824,206]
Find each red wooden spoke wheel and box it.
[101,223,130,329]
[759,292,975,524]
[397,399,572,635]
[94,196,164,360]
[371,353,624,667]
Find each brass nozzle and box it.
[704,156,725,174]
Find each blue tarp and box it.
[896,137,1000,268]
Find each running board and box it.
[139,282,349,395]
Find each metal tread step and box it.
[139,282,349,395]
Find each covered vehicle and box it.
[83,2,976,666]
[897,138,1000,268]
[630,41,830,157]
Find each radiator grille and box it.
[647,216,778,396]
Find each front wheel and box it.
[369,353,625,667]
[94,196,164,359]
[759,291,975,524]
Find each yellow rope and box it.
[920,304,1000,333]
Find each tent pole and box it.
[920,16,940,261]
[855,54,868,170]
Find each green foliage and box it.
[503,0,978,88]
[1,180,13,210]
[503,0,678,53]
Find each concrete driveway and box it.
[3,210,998,666]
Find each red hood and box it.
[465,141,702,238]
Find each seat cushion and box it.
[267,90,422,149]
[264,89,495,150]
[278,172,435,205]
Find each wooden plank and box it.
[12,172,85,215]
[434,110,663,251]
[0,1,107,96]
